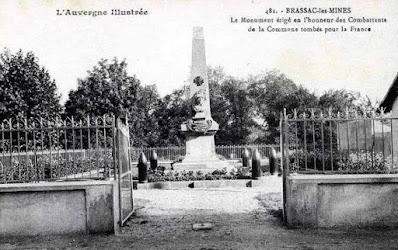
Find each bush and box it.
[289,149,398,173]
[0,150,114,183]
[146,167,252,182]
[337,152,398,172]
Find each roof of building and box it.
[380,73,398,112]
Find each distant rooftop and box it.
[380,73,398,112]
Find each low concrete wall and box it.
[0,181,119,236]
[285,174,398,228]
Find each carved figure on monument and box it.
[192,89,207,115]
[187,118,212,134]
[188,88,213,133]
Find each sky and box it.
[0,0,397,105]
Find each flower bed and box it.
[134,167,260,182]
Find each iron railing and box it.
[215,144,277,159]
[281,108,398,175]
[130,146,185,162]
[130,144,278,162]
[0,115,116,183]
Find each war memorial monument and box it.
[173,27,232,172]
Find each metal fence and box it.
[0,114,279,183]
[130,146,185,162]
[215,144,277,159]
[130,144,278,162]
[0,115,116,183]
[281,108,398,175]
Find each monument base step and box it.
[172,160,234,173]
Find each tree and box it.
[318,89,375,114]
[207,67,231,144]
[248,70,318,143]
[208,67,257,145]
[0,49,62,121]
[64,58,140,119]
[131,84,162,146]
[64,58,161,147]
[153,87,189,146]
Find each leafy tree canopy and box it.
[248,70,318,143]
[208,67,258,145]
[64,58,162,147]
[64,58,141,119]
[319,89,375,114]
[0,49,62,121]
[153,87,189,146]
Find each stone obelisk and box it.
[173,27,231,171]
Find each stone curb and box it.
[133,177,279,190]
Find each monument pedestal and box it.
[173,125,233,173]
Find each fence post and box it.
[283,109,290,176]
[112,115,117,180]
[269,146,277,175]
[242,148,250,167]
[280,112,285,221]
[281,110,290,224]
[252,149,261,180]
[138,152,148,183]
[150,150,158,171]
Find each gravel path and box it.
[132,176,282,216]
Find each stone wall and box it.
[0,181,119,236]
[285,174,398,228]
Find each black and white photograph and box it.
[0,0,398,249]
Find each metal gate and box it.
[115,117,134,226]
[280,108,398,221]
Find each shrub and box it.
[289,149,398,173]
[145,166,253,182]
[337,152,398,172]
[0,150,114,183]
